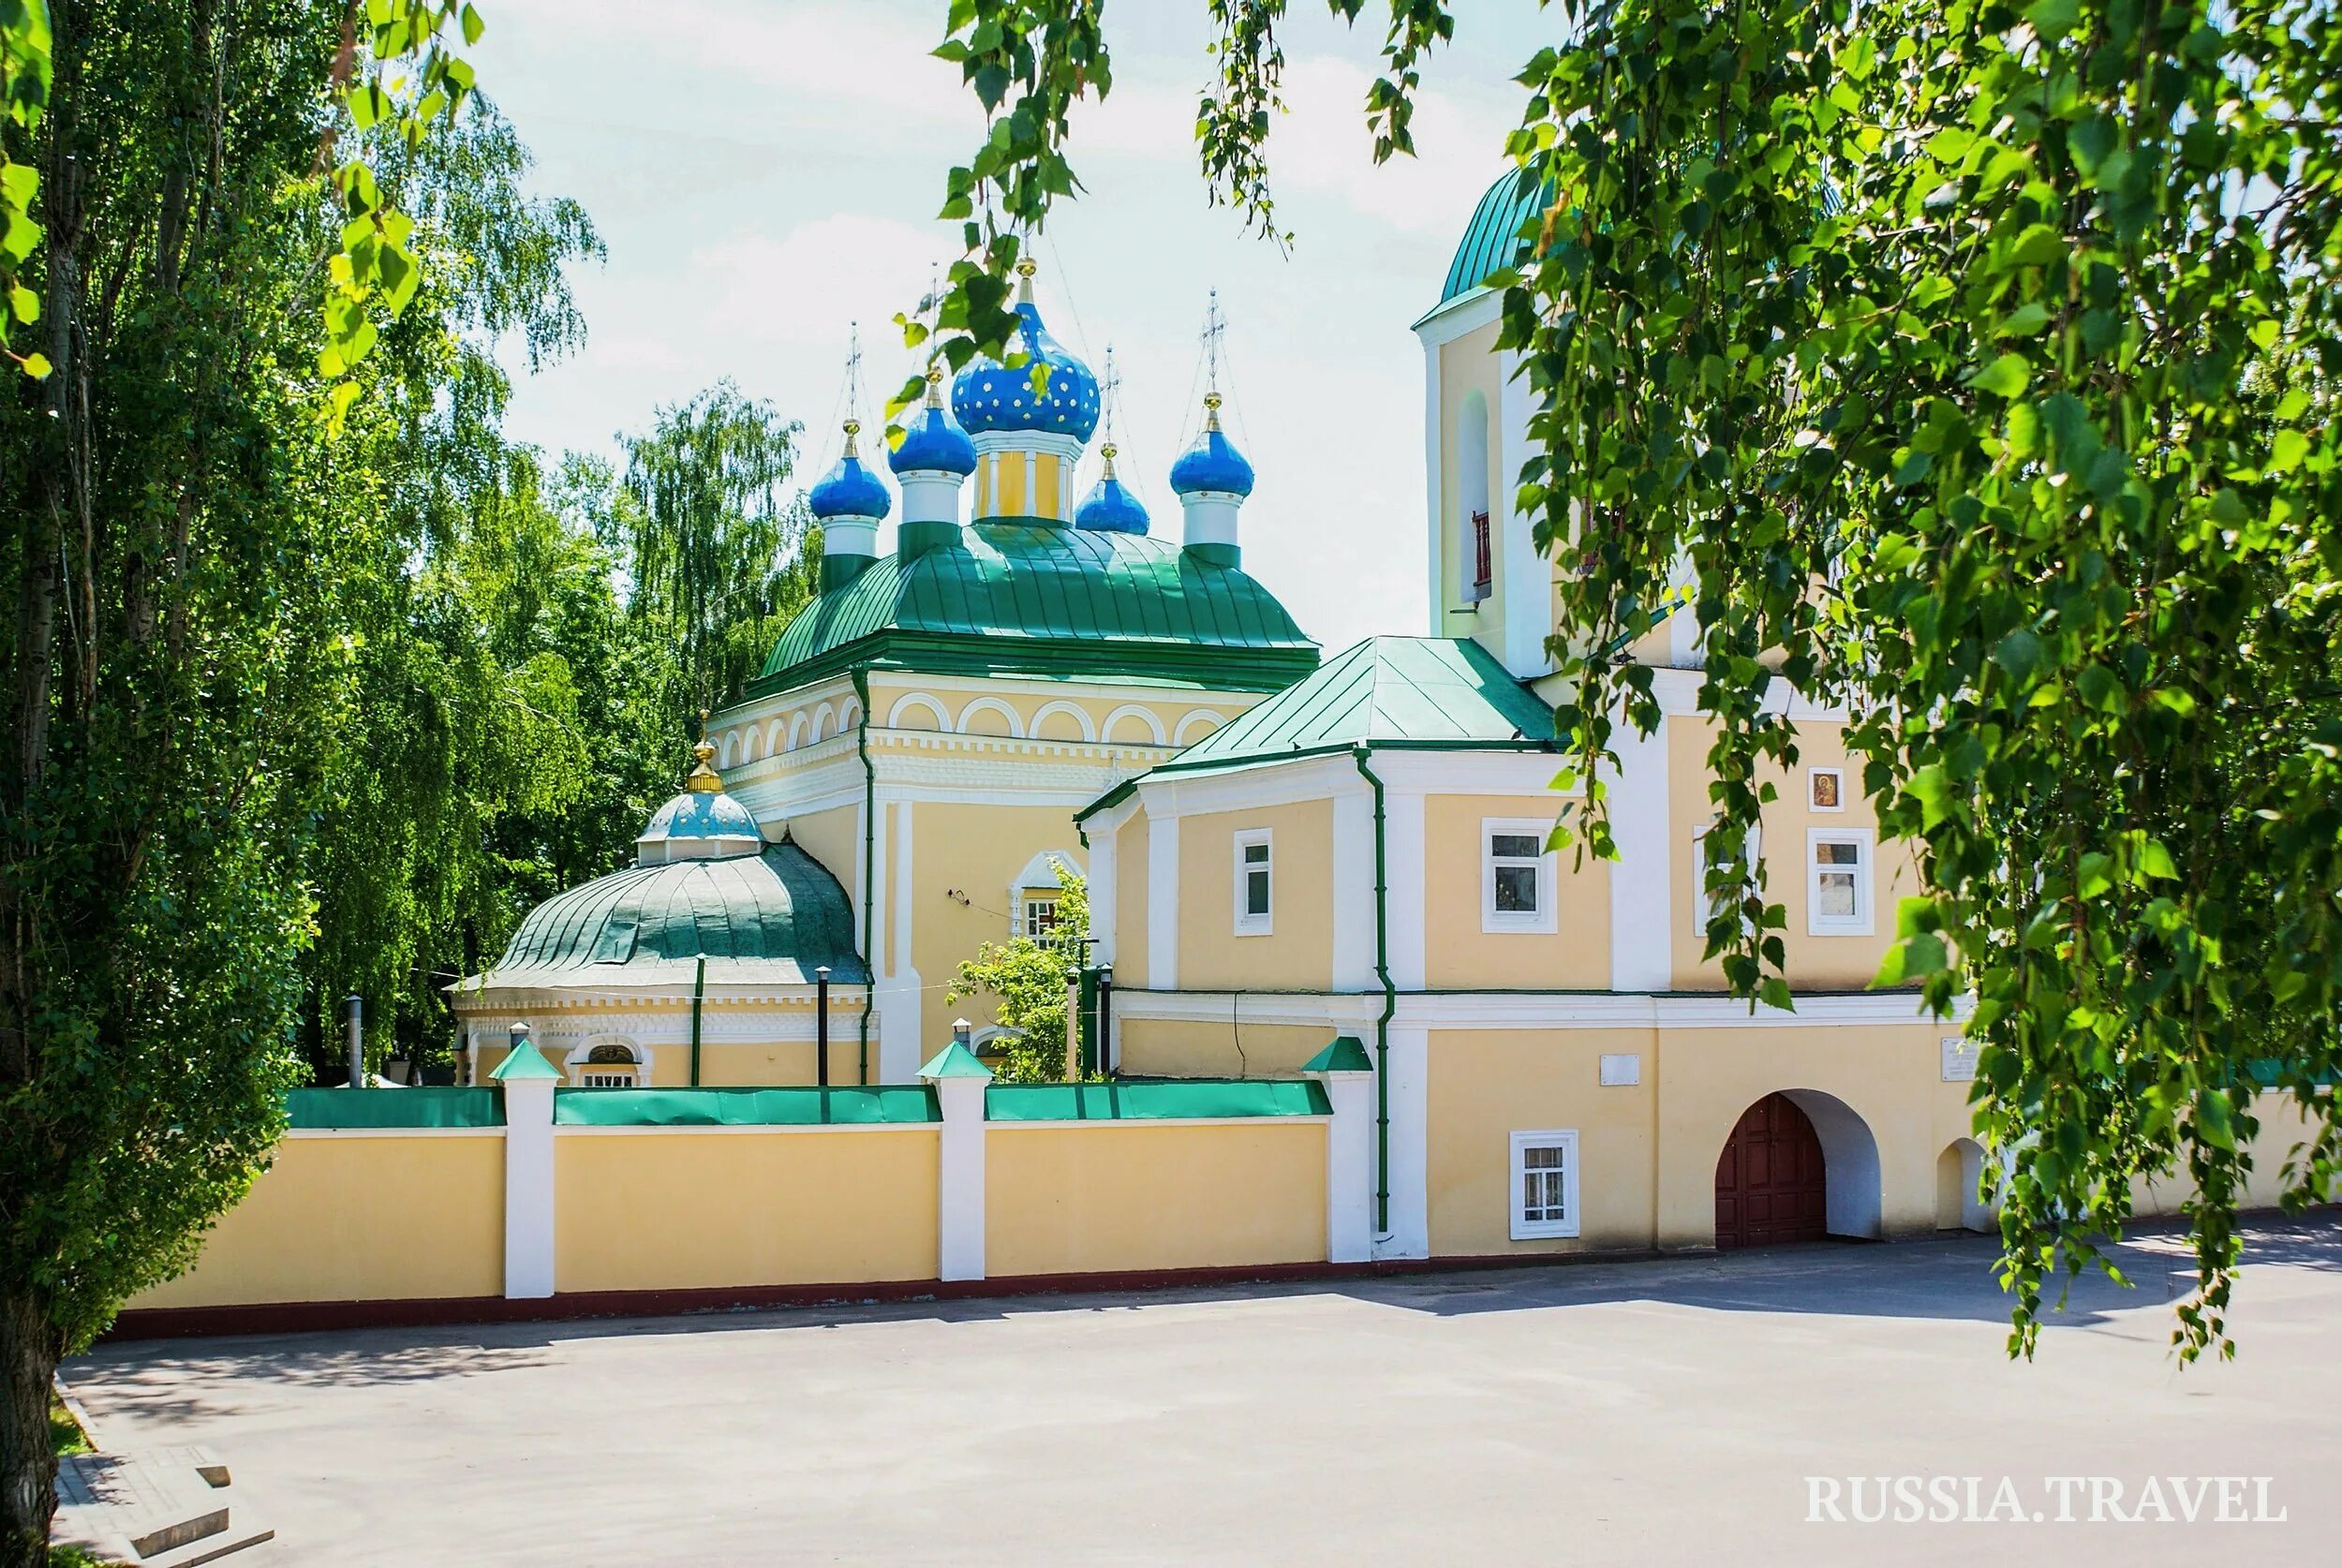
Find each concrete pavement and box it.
[64,1217,2342,1565]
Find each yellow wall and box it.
[1667,716,1923,991]
[910,799,1089,1032]
[555,1129,938,1291]
[131,1135,504,1308]
[781,802,860,903]
[1117,1018,1341,1080]
[986,1122,1327,1276]
[1426,1018,1972,1254]
[1114,811,1149,989]
[1429,1028,1658,1255]
[2131,1093,2335,1217]
[1423,793,1611,989]
[1175,798,1335,991]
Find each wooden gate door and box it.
[1713,1092,1829,1249]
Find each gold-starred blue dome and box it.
[950,266,1100,441]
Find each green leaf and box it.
[1967,353,2030,399]
[19,348,49,377]
[2076,853,2114,900]
[1993,629,2046,683]
[461,3,485,45]
[2024,0,2083,42]
[2194,1089,2234,1150]
[1874,930,1947,987]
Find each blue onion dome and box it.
[636,719,764,865]
[808,421,892,520]
[1169,392,1255,497]
[890,367,978,476]
[950,260,1102,440]
[1075,444,1150,534]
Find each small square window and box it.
[1234,831,1273,935]
[1809,767,1845,811]
[1807,828,1875,935]
[1022,895,1060,940]
[1483,820,1557,934]
[1509,1130,1580,1239]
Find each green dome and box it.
[752,520,1318,695]
[482,842,867,988]
[1438,163,1551,308]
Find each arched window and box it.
[575,1040,641,1088]
[1458,389,1491,604]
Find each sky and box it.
[475,0,1560,656]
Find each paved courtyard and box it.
[65,1218,2342,1566]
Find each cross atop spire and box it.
[1199,289,1225,403]
[840,322,865,450]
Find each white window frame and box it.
[1808,765,1846,812]
[577,1069,636,1088]
[1508,1129,1580,1240]
[1806,825,1875,936]
[1233,828,1273,936]
[1690,822,1762,939]
[1018,892,1061,941]
[1481,817,1558,934]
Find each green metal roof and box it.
[1078,638,1554,820]
[489,1043,564,1082]
[287,1087,505,1128]
[1438,164,1551,308]
[918,1041,994,1080]
[1301,1036,1373,1073]
[554,1086,938,1126]
[985,1078,1330,1121]
[750,520,1318,696]
[471,842,867,989]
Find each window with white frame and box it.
[1509,1129,1580,1239]
[1021,893,1061,940]
[1807,826,1875,935]
[1809,766,1845,811]
[1690,821,1762,938]
[1482,819,1558,934]
[579,1070,635,1088]
[1233,830,1273,935]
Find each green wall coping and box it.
[286,1087,505,1130]
[985,1078,1331,1122]
[552,1086,940,1127]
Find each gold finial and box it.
[925,363,944,407]
[1100,441,1119,480]
[1015,256,1037,303]
[1203,391,1223,432]
[687,708,722,792]
[841,417,861,458]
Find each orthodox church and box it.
[454,184,2000,1260]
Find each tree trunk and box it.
[0,1284,60,1568]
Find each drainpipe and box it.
[1350,746,1395,1236]
[815,965,832,1087]
[689,954,706,1086]
[344,994,364,1089]
[852,666,877,1085]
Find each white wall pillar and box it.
[1421,333,1445,635]
[1310,1051,1375,1265]
[493,1041,559,1300]
[876,796,922,1083]
[1373,1024,1430,1260]
[1608,713,1674,992]
[1497,348,1549,678]
[1087,811,1119,968]
[923,1028,993,1282]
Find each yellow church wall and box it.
[129,1134,504,1308]
[1115,1018,1340,1080]
[1667,716,1923,992]
[1421,793,1611,990]
[1114,810,1149,989]
[985,1121,1327,1277]
[909,798,1090,1032]
[1174,797,1334,992]
[554,1128,939,1291]
[2130,1092,2333,1218]
[1427,1027,1659,1257]
[779,802,860,899]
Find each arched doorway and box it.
[1935,1138,1992,1232]
[1714,1093,1829,1249]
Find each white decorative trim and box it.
[1480,816,1559,935]
[1421,327,1444,634]
[956,696,1025,738]
[885,692,953,731]
[1410,283,1502,344]
[1364,749,1575,797]
[1173,708,1226,746]
[555,1122,939,1137]
[1508,1128,1581,1240]
[1088,811,1119,968]
[1109,987,1964,1031]
[930,1070,988,1280]
[1648,664,1848,721]
[283,1127,506,1139]
[1376,1025,1430,1259]
[1147,815,1179,989]
[1030,700,1099,743]
[1497,347,1551,678]
[1101,703,1168,746]
[810,701,837,744]
[1312,1066,1375,1264]
[988,1116,1332,1132]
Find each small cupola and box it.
[635,715,765,865]
[891,365,978,561]
[1171,392,1254,569]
